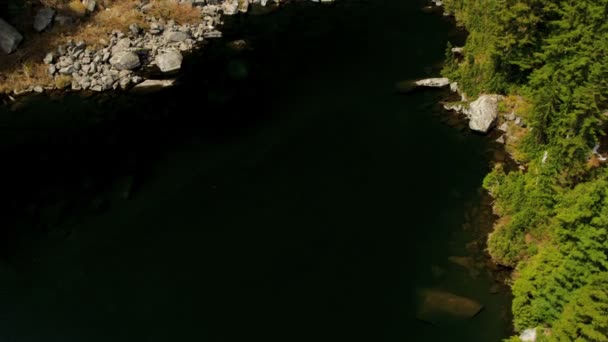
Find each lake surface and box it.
[0,0,511,341]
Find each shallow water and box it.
[0,1,511,341]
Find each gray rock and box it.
[141,3,153,13]
[101,75,114,88]
[119,70,132,78]
[466,94,501,133]
[82,0,96,12]
[33,86,44,93]
[102,51,111,62]
[149,23,164,35]
[119,77,131,89]
[71,79,82,90]
[0,18,23,54]
[496,135,505,144]
[109,51,141,70]
[155,50,183,73]
[59,66,76,75]
[449,82,459,93]
[48,65,57,75]
[59,57,74,67]
[222,0,239,15]
[203,30,222,38]
[129,23,141,35]
[112,38,132,54]
[415,77,450,88]
[498,122,509,132]
[164,31,190,42]
[131,79,176,93]
[75,40,86,51]
[43,52,56,64]
[520,328,537,342]
[34,8,56,32]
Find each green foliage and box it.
[445,0,608,338]
[550,273,608,341]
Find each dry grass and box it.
[587,155,602,169]
[0,0,202,94]
[147,0,202,25]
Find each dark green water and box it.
[0,1,511,341]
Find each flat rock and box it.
[0,18,23,54]
[131,79,176,93]
[34,8,56,32]
[415,77,450,88]
[416,289,483,325]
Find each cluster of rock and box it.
[2,0,335,94]
[405,77,502,134]
[39,2,227,92]
[443,94,502,133]
[495,110,526,144]
[42,11,226,92]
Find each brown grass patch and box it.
[147,0,202,25]
[505,124,529,162]
[587,155,602,169]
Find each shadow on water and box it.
[0,0,511,341]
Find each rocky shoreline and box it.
[0,0,335,97]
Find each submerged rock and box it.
[416,289,483,325]
[0,18,23,54]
